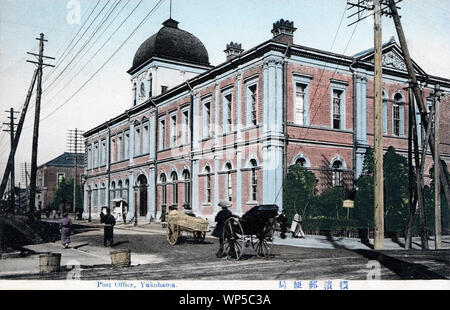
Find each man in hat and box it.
[101,208,116,247]
[211,201,232,258]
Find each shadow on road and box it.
[352,249,447,280]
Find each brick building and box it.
[36,152,84,210]
[83,18,450,223]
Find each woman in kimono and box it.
[60,212,72,248]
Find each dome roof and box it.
[129,19,210,73]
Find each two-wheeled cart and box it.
[222,204,278,260]
[166,210,209,245]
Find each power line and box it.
[38,0,166,123]
[41,0,128,109]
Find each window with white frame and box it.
[171,171,178,204]
[294,83,306,125]
[101,139,106,166]
[295,157,307,167]
[250,159,257,202]
[87,146,92,169]
[134,125,141,156]
[203,101,211,138]
[248,84,257,126]
[94,142,99,167]
[183,170,191,206]
[124,131,130,160]
[117,134,123,161]
[170,114,177,148]
[224,93,233,133]
[225,163,233,202]
[160,173,167,205]
[100,183,106,206]
[57,173,65,185]
[142,123,149,154]
[332,90,342,129]
[332,160,344,187]
[110,181,116,200]
[205,166,211,203]
[393,93,404,137]
[182,109,190,145]
[159,118,166,150]
[93,185,98,206]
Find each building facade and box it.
[36,152,85,210]
[83,18,450,223]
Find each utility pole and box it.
[3,108,19,212]
[27,33,55,220]
[372,0,384,250]
[67,128,84,220]
[434,84,441,250]
[0,70,37,201]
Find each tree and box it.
[354,148,374,230]
[51,178,83,213]
[315,186,345,219]
[283,165,317,221]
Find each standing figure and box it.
[277,209,288,239]
[290,213,305,238]
[101,208,116,247]
[211,201,232,258]
[60,212,72,248]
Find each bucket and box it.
[39,253,61,273]
[110,249,131,268]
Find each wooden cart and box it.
[166,211,210,245]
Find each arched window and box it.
[182,170,191,207]
[117,180,123,198]
[160,173,167,206]
[393,93,403,136]
[295,157,307,167]
[331,160,344,187]
[93,184,98,206]
[171,171,178,204]
[100,183,106,206]
[225,163,233,202]
[204,167,211,203]
[110,181,116,200]
[250,159,258,201]
[124,179,129,205]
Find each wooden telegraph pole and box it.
[27,33,55,220]
[373,0,384,250]
[2,108,19,211]
[67,128,84,220]
[434,85,441,250]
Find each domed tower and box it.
[127,18,211,107]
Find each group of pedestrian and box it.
[59,207,116,249]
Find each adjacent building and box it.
[83,18,450,223]
[36,152,84,210]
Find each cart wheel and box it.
[251,223,274,257]
[167,223,179,246]
[222,217,244,260]
[193,231,206,243]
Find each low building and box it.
[36,152,84,210]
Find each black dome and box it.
[129,19,210,73]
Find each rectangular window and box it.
[161,85,168,94]
[182,109,190,144]
[295,83,306,125]
[87,146,92,169]
[57,173,65,185]
[224,93,232,133]
[134,127,140,156]
[124,131,129,159]
[142,123,149,154]
[332,90,342,129]
[393,104,400,136]
[117,135,123,161]
[94,142,99,168]
[203,102,211,138]
[159,118,165,150]
[206,174,211,203]
[170,114,177,148]
[101,140,106,166]
[249,84,257,126]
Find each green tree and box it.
[354,148,374,229]
[315,186,346,219]
[51,178,83,213]
[283,165,317,221]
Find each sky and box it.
[0,0,449,188]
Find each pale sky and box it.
[0,0,449,187]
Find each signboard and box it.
[342,199,354,208]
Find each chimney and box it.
[271,19,297,45]
[224,42,244,61]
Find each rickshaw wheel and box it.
[222,217,244,260]
[251,223,274,257]
[167,222,179,245]
[193,231,206,243]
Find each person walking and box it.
[211,201,232,258]
[60,212,72,248]
[101,208,116,247]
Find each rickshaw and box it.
[222,204,279,259]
